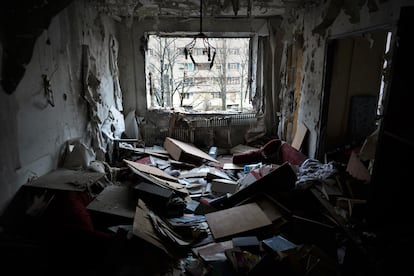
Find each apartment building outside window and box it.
[145,35,253,112]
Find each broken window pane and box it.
[145,35,253,112]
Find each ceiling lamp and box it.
[184,0,216,69]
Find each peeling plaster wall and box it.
[278,0,414,159]
[267,18,284,137]
[0,0,120,213]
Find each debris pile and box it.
[0,135,377,275]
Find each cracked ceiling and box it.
[93,0,316,20]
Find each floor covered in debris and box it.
[0,136,406,276]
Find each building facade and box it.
[146,36,252,111]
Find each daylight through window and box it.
[146,35,252,112]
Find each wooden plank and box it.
[205,202,272,241]
[291,121,308,151]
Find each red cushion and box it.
[279,143,307,166]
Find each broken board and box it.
[346,151,371,183]
[164,137,218,164]
[211,178,238,194]
[224,162,297,207]
[205,202,272,241]
[119,144,170,159]
[192,240,234,262]
[237,193,288,223]
[133,200,170,256]
[87,185,136,219]
[24,168,105,191]
[126,163,188,195]
[291,121,308,151]
[124,159,178,182]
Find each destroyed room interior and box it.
[1,0,413,275]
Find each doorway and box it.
[318,29,390,163]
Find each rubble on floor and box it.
[0,136,387,275]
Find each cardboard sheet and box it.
[346,151,371,183]
[164,137,218,164]
[87,185,136,219]
[119,144,170,159]
[125,161,188,195]
[124,159,178,181]
[291,121,308,151]
[211,178,238,194]
[24,168,105,191]
[192,240,234,261]
[205,202,272,240]
[133,200,170,255]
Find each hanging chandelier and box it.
[184,0,216,69]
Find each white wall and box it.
[278,0,414,158]
[0,0,121,213]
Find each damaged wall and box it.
[0,0,122,213]
[277,0,413,159]
[116,17,276,146]
[117,17,270,117]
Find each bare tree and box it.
[149,37,181,107]
[148,36,250,111]
[177,71,195,107]
[212,38,228,110]
[236,39,250,111]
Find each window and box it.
[145,35,253,112]
[227,77,240,84]
[228,63,240,70]
[228,48,240,55]
[187,63,196,71]
[194,77,209,84]
[185,77,194,85]
[217,48,225,54]
[211,92,220,98]
[193,48,204,56]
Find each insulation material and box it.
[296,159,338,187]
[101,106,126,140]
[82,33,125,159]
[109,34,123,111]
[62,139,96,170]
[124,109,140,139]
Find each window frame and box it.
[144,32,258,114]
